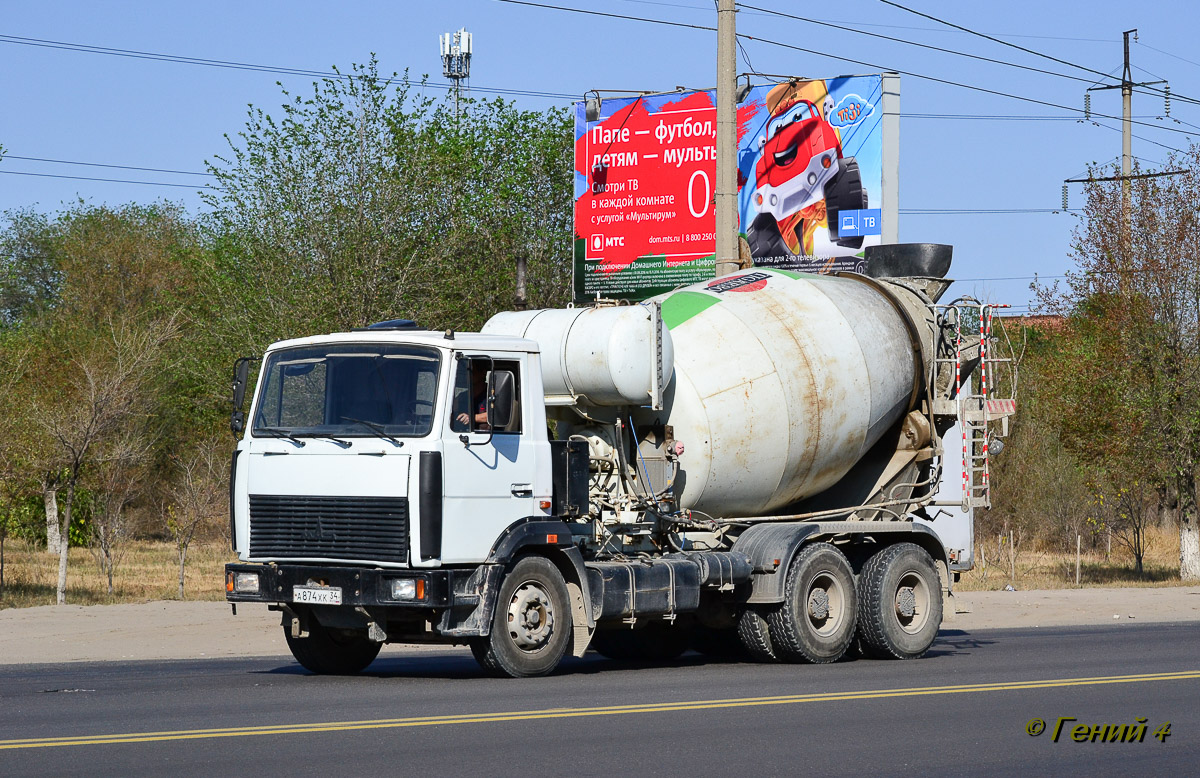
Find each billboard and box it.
[573,74,899,301]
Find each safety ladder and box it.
[931,300,1018,511]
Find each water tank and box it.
[483,305,673,409]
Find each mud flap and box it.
[436,564,504,638]
[562,546,596,657]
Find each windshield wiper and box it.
[340,417,403,447]
[255,427,306,447]
[311,434,352,448]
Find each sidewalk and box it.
[2,586,1199,665]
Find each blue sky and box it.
[2,0,1197,312]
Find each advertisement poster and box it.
[573,75,895,302]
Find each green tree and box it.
[198,58,573,379]
[1036,147,1200,579]
[1,203,192,602]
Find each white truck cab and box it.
[232,327,553,569]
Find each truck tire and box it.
[285,621,382,675]
[736,608,779,663]
[856,542,943,660]
[746,212,793,262]
[824,157,867,249]
[471,555,572,678]
[767,542,857,664]
[591,622,690,661]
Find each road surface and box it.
[1,622,1197,775]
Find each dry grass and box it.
[958,524,1186,591]
[0,540,236,609]
[0,525,1191,608]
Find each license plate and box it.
[293,585,343,605]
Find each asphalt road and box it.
[1,623,1198,776]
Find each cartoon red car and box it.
[748,98,868,256]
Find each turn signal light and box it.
[821,155,832,169]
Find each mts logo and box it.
[590,234,624,251]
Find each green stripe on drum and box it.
[661,291,720,330]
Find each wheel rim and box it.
[507,580,556,651]
[806,570,847,638]
[894,569,932,635]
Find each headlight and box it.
[391,579,417,600]
[390,578,425,601]
[234,572,260,593]
[807,172,818,185]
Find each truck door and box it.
[439,355,538,563]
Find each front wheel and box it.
[856,542,943,659]
[285,620,382,675]
[471,556,572,678]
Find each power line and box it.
[621,0,1115,42]
[2,154,212,177]
[501,1,1198,138]
[0,167,1089,214]
[0,169,215,190]
[498,0,715,31]
[735,30,1199,137]
[737,4,1108,88]
[1136,40,1200,71]
[877,1,1200,108]
[0,33,577,101]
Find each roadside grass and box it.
[0,525,1192,608]
[958,524,1184,591]
[0,540,234,609]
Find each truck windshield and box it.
[252,344,440,439]
[766,101,816,140]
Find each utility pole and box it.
[1078,29,1170,283]
[714,0,739,278]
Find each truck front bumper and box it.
[225,562,475,609]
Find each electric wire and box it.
[737,4,1109,88]
[0,33,577,101]
[1136,40,1200,71]
[499,0,1198,138]
[1,154,213,177]
[877,0,1200,107]
[0,169,215,189]
[735,30,1198,137]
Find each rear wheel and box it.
[856,542,943,659]
[737,607,779,662]
[767,542,857,663]
[471,556,572,678]
[285,621,382,675]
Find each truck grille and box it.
[249,495,409,563]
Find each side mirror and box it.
[230,357,252,434]
[488,370,515,430]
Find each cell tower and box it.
[439,27,473,118]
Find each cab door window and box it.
[450,358,522,433]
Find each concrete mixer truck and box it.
[224,244,1016,677]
